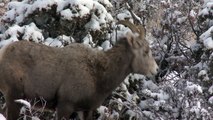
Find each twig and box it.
[125,3,142,25]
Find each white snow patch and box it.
[82,33,94,47]
[193,61,208,70]
[153,100,166,110]
[23,23,44,42]
[97,105,108,115]
[57,35,75,44]
[117,10,132,20]
[96,0,113,8]
[60,9,73,20]
[142,79,158,90]
[31,116,40,120]
[198,70,207,77]
[208,96,213,104]
[142,89,169,100]
[44,38,63,47]
[126,110,138,120]
[0,36,18,48]
[189,101,204,118]
[101,40,112,51]
[190,10,197,18]
[186,81,203,94]
[142,110,154,119]
[208,85,213,94]
[164,71,180,82]
[0,114,6,120]
[177,17,187,24]
[203,37,213,49]
[139,100,151,110]
[198,69,209,81]
[199,0,213,17]
[1,23,44,48]
[3,0,113,32]
[4,24,24,38]
[85,16,101,30]
[132,73,146,80]
[200,25,213,49]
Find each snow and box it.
[198,70,207,77]
[190,10,197,18]
[193,61,208,70]
[85,16,101,30]
[208,85,213,94]
[96,0,113,8]
[126,110,138,120]
[117,10,132,20]
[142,89,169,100]
[185,81,203,94]
[190,101,202,118]
[132,74,146,80]
[153,100,166,110]
[101,40,111,51]
[206,1,213,9]
[199,8,209,17]
[142,110,154,119]
[78,4,90,17]
[164,71,180,82]
[160,0,167,5]
[199,0,213,17]
[23,23,44,42]
[208,96,213,104]
[197,3,213,66]
[203,37,213,49]
[139,100,152,110]
[142,79,158,90]
[60,3,90,20]
[57,35,75,44]
[97,105,108,115]
[0,114,6,120]
[3,0,113,32]
[0,23,44,47]
[31,116,40,120]
[60,9,73,20]
[97,105,119,120]
[176,17,187,24]
[198,69,209,81]
[4,24,24,37]
[0,36,18,48]
[82,33,94,47]
[117,98,123,111]
[200,26,213,49]
[31,0,60,12]
[44,38,63,47]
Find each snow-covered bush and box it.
[1,0,113,47]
